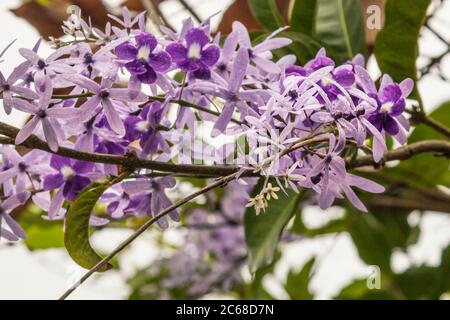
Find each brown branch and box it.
[58,171,239,300]
[348,140,450,168]
[1,121,449,177]
[366,195,450,214]
[178,0,202,23]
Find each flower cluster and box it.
[0,7,413,241]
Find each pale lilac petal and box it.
[103,99,125,136]
[399,78,414,97]
[48,188,64,219]
[228,48,248,93]
[212,103,234,137]
[2,214,26,239]
[252,55,280,74]
[46,107,80,118]
[15,116,40,144]
[109,88,147,102]
[232,21,251,48]
[254,38,292,53]
[11,98,37,114]
[42,118,59,151]
[122,180,150,194]
[342,185,367,212]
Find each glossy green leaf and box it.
[247,0,284,31]
[347,210,393,273]
[64,182,113,271]
[335,279,395,300]
[244,180,302,273]
[272,31,330,65]
[290,0,317,36]
[285,257,315,300]
[394,102,450,187]
[315,0,367,62]
[395,266,442,299]
[375,0,431,100]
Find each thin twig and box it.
[178,0,202,23]
[58,171,238,300]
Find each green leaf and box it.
[244,180,302,273]
[375,0,431,100]
[335,279,395,300]
[285,257,315,300]
[394,102,450,187]
[247,0,284,31]
[272,31,329,65]
[64,182,113,271]
[315,0,367,62]
[290,0,317,36]
[346,210,393,273]
[395,266,442,299]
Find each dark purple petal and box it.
[200,45,220,66]
[148,51,171,72]
[192,65,211,80]
[384,115,399,135]
[125,60,147,75]
[165,43,187,62]
[309,56,335,71]
[135,33,157,52]
[367,113,384,132]
[333,69,355,87]
[285,65,307,76]
[50,155,71,171]
[178,59,199,72]
[115,42,137,60]
[63,175,91,201]
[43,173,64,190]
[137,64,157,84]
[380,83,402,103]
[72,160,94,174]
[389,98,405,116]
[185,28,210,48]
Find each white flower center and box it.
[136,120,150,132]
[321,75,333,85]
[137,46,150,61]
[61,166,75,180]
[381,102,393,113]
[187,43,201,59]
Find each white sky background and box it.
[0,0,449,300]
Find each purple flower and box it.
[0,146,50,194]
[0,192,30,241]
[43,155,95,218]
[124,102,169,156]
[122,176,178,229]
[12,77,80,151]
[19,39,75,90]
[0,62,38,114]
[192,48,268,136]
[64,74,147,136]
[115,32,171,89]
[367,77,413,136]
[166,28,220,80]
[232,21,291,74]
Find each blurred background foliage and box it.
[7,0,450,300]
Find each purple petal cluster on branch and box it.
[0,6,425,242]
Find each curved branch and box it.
[349,140,450,168]
[58,171,238,300]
